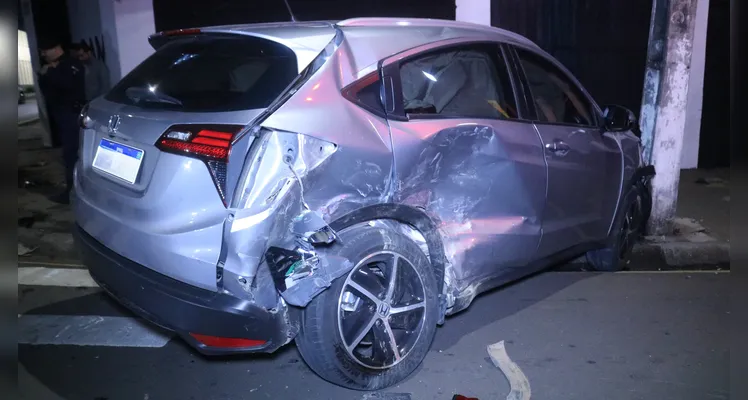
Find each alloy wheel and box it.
[337,250,427,370]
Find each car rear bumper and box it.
[74,225,295,355]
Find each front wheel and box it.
[586,185,646,272]
[295,225,439,390]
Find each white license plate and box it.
[92,139,144,184]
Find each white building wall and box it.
[18,30,34,85]
[680,0,710,169]
[455,0,491,26]
[66,0,155,86]
[111,0,156,78]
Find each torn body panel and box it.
[388,120,547,311]
[220,38,394,310]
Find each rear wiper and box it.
[125,86,183,107]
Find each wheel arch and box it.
[606,165,656,238]
[328,203,448,295]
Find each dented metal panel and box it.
[390,120,547,285]
[212,18,635,315]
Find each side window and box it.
[342,72,384,116]
[516,48,596,126]
[399,45,518,120]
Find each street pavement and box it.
[18,262,729,400]
[18,97,39,125]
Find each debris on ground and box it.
[672,217,707,235]
[487,341,531,400]
[39,232,75,254]
[18,243,37,256]
[695,176,727,187]
[452,395,480,400]
[18,216,36,228]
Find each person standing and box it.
[37,39,86,205]
[74,41,110,102]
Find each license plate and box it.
[92,139,144,184]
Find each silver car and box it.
[74,18,654,390]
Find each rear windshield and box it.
[105,35,298,112]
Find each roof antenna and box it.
[282,0,297,22]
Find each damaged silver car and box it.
[73,18,654,390]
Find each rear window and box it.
[105,35,298,112]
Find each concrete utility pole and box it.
[639,0,671,165]
[643,0,702,235]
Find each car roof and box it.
[199,17,540,75]
[337,17,538,48]
[203,17,538,48]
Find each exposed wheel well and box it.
[328,203,448,295]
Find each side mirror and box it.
[603,104,640,137]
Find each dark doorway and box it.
[152,0,455,32]
[28,0,73,148]
[698,0,730,168]
[491,0,653,114]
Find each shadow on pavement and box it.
[432,271,593,351]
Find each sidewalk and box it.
[627,168,731,269]
[18,96,40,126]
[676,168,730,241]
[16,121,730,266]
[18,123,75,262]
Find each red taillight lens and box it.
[161,28,201,36]
[156,124,244,205]
[157,127,240,162]
[189,333,266,349]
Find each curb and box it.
[18,117,40,126]
[640,241,730,267]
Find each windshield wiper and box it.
[125,86,183,107]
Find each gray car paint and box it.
[74,18,643,322]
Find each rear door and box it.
[510,45,617,257]
[380,40,547,285]
[76,33,302,290]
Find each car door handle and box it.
[545,141,571,155]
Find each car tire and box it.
[295,225,439,390]
[586,184,646,272]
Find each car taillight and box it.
[189,333,265,349]
[161,28,201,36]
[78,103,91,129]
[156,124,244,206]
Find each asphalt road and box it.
[18,264,729,400]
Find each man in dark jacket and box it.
[38,39,86,204]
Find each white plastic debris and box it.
[487,340,531,400]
